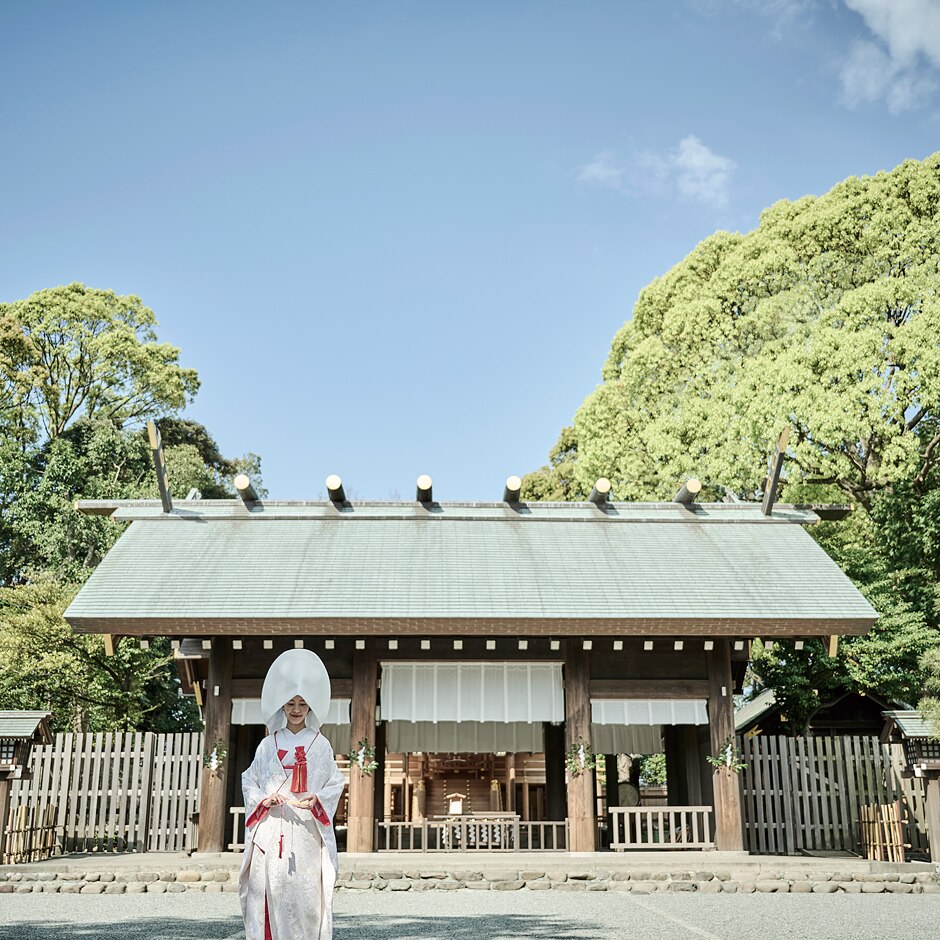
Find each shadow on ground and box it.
[0,914,597,940]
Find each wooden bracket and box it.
[827,635,840,658]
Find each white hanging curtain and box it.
[231,698,351,749]
[381,662,564,723]
[588,699,706,754]
[591,699,707,726]
[387,721,545,753]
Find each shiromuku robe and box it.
[239,727,346,940]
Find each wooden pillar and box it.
[707,642,744,851]
[198,639,233,853]
[347,651,377,853]
[0,776,12,863]
[402,754,411,822]
[565,643,596,852]
[925,777,940,863]
[543,722,566,821]
[507,755,516,812]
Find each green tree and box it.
[0,580,200,732]
[568,154,940,508]
[922,647,940,738]
[532,154,940,723]
[0,283,199,441]
[0,283,262,730]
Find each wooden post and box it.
[565,643,596,851]
[925,777,940,863]
[0,776,12,863]
[347,651,377,852]
[543,722,566,821]
[707,642,744,851]
[507,755,516,812]
[197,640,233,853]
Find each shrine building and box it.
[63,467,877,856]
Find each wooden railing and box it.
[376,816,568,852]
[608,806,714,850]
[229,806,246,853]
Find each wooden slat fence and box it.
[609,806,714,850]
[739,734,928,857]
[7,732,202,856]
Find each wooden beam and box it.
[234,473,259,504]
[415,475,433,504]
[589,478,611,506]
[828,635,840,658]
[146,421,173,513]
[673,478,702,505]
[103,634,118,657]
[326,474,346,504]
[590,678,709,700]
[503,475,522,503]
[761,427,791,517]
[564,643,596,851]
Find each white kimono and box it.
[239,728,346,940]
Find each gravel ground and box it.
[1,891,940,939]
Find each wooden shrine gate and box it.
[5,732,202,858]
[739,734,929,857]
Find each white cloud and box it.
[579,136,736,209]
[841,0,940,112]
[670,136,737,207]
[577,151,625,189]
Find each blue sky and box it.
[2,0,939,500]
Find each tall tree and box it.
[563,154,940,508]
[0,283,199,440]
[0,283,261,730]
[527,154,940,723]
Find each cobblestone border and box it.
[3,868,939,895]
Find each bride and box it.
[239,649,346,940]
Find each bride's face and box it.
[283,696,309,725]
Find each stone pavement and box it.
[3,887,940,939]
[1,850,938,895]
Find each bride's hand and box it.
[262,794,286,808]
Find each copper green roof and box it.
[64,500,878,636]
[0,711,52,740]
[882,711,937,739]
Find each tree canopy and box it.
[0,283,261,732]
[525,153,940,728]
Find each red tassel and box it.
[279,833,283,858]
[290,745,307,794]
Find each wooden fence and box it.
[6,732,202,856]
[609,806,714,850]
[739,734,928,857]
